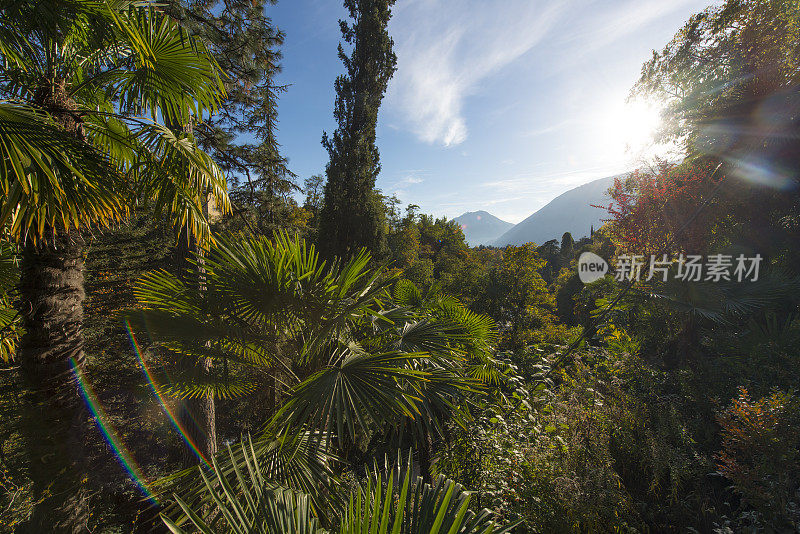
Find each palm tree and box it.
[0,1,229,529]
[129,233,496,478]
[386,280,503,481]
[161,441,517,533]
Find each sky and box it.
[269,0,716,224]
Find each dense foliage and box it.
[0,0,798,532]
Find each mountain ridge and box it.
[451,210,513,246]
[491,175,618,247]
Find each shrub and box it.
[716,388,800,530]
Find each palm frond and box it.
[133,121,229,246]
[394,319,456,355]
[0,103,127,242]
[162,446,517,534]
[204,233,332,328]
[0,298,21,363]
[109,4,226,124]
[0,242,21,362]
[434,300,498,352]
[466,352,513,387]
[645,272,798,325]
[157,431,341,526]
[0,7,35,73]
[272,349,429,442]
[0,241,19,291]
[343,452,517,534]
[161,376,260,401]
[393,279,423,308]
[162,437,327,534]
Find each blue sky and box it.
[269,0,715,224]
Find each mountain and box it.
[452,210,514,246]
[492,175,617,247]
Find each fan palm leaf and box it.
[157,431,341,529]
[162,450,517,534]
[0,103,128,241]
[162,437,328,534]
[271,349,430,442]
[644,272,798,325]
[0,0,229,245]
[344,453,517,534]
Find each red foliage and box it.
[601,161,723,255]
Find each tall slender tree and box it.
[0,1,228,529]
[161,0,293,464]
[318,0,397,260]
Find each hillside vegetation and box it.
[0,0,798,532]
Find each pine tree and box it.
[166,0,297,234]
[318,0,397,260]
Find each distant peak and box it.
[451,210,514,246]
[453,210,510,224]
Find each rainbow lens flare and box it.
[70,358,159,504]
[124,320,211,467]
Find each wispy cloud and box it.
[389,169,428,186]
[387,0,565,146]
[383,169,429,200]
[384,0,707,147]
[401,175,424,185]
[562,0,704,52]
[481,164,623,195]
[524,119,579,138]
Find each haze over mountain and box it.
[452,211,513,246]
[492,175,618,247]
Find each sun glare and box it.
[598,99,663,162]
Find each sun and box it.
[598,98,663,161]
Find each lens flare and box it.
[124,320,211,466]
[726,155,796,191]
[70,358,159,504]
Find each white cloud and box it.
[385,0,709,148]
[401,175,425,185]
[387,0,565,146]
[383,170,428,202]
[390,169,427,186]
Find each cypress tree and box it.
[561,231,575,257]
[318,0,397,260]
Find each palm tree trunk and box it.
[17,231,89,532]
[175,224,218,466]
[177,359,217,466]
[14,79,93,532]
[418,431,434,483]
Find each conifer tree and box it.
[561,231,574,257]
[167,0,297,233]
[318,0,397,260]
